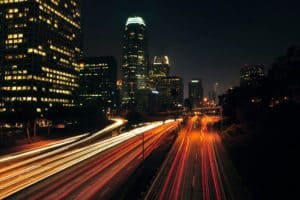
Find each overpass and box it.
[192,106,222,115]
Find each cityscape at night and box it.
[0,0,300,199]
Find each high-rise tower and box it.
[0,0,82,114]
[121,16,148,106]
[188,79,204,108]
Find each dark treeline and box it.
[219,46,300,199]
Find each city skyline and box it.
[0,1,299,199]
[82,0,300,96]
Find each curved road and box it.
[6,120,179,199]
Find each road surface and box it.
[0,118,125,164]
[0,119,179,199]
[145,116,250,200]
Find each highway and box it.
[0,118,179,199]
[0,133,89,162]
[0,118,125,164]
[145,116,248,200]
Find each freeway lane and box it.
[10,121,180,200]
[0,133,89,163]
[0,119,174,199]
[145,116,249,200]
[0,118,125,164]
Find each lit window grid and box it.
[0,0,82,112]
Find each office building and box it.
[0,0,82,114]
[188,79,203,108]
[157,76,183,107]
[135,89,161,113]
[79,57,117,111]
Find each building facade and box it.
[157,76,184,108]
[149,56,170,89]
[0,0,82,114]
[79,57,117,111]
[121,16,149,106]
[240,64,265,87]
[188,79,203,108]
[135,89,160,113]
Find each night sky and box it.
[82,0,300,97]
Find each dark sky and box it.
[82,0,300,96]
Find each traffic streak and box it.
[9,120,180,200]
[0,118,125,164]
[145,116,245,200]
[0,118,177,199]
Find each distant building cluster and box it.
[0,0,213,118]
[121,16,184,112]
[0,6,188,117]
[220,46,300,120]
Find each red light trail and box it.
[145,116,244,200]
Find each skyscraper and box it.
[0,0,82,114]
[79,57,117,111]
[149,56,170,89]
[240,64,265,87]
[121,16,148,106]
[188,79,203,108]
[150,56,170,78]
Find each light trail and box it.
[69,123,178,200]
[0,133,89,163]
[145,116,238,200]
[0,118,125,164]
[0,119,176,199]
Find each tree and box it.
[0,104,39,141]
